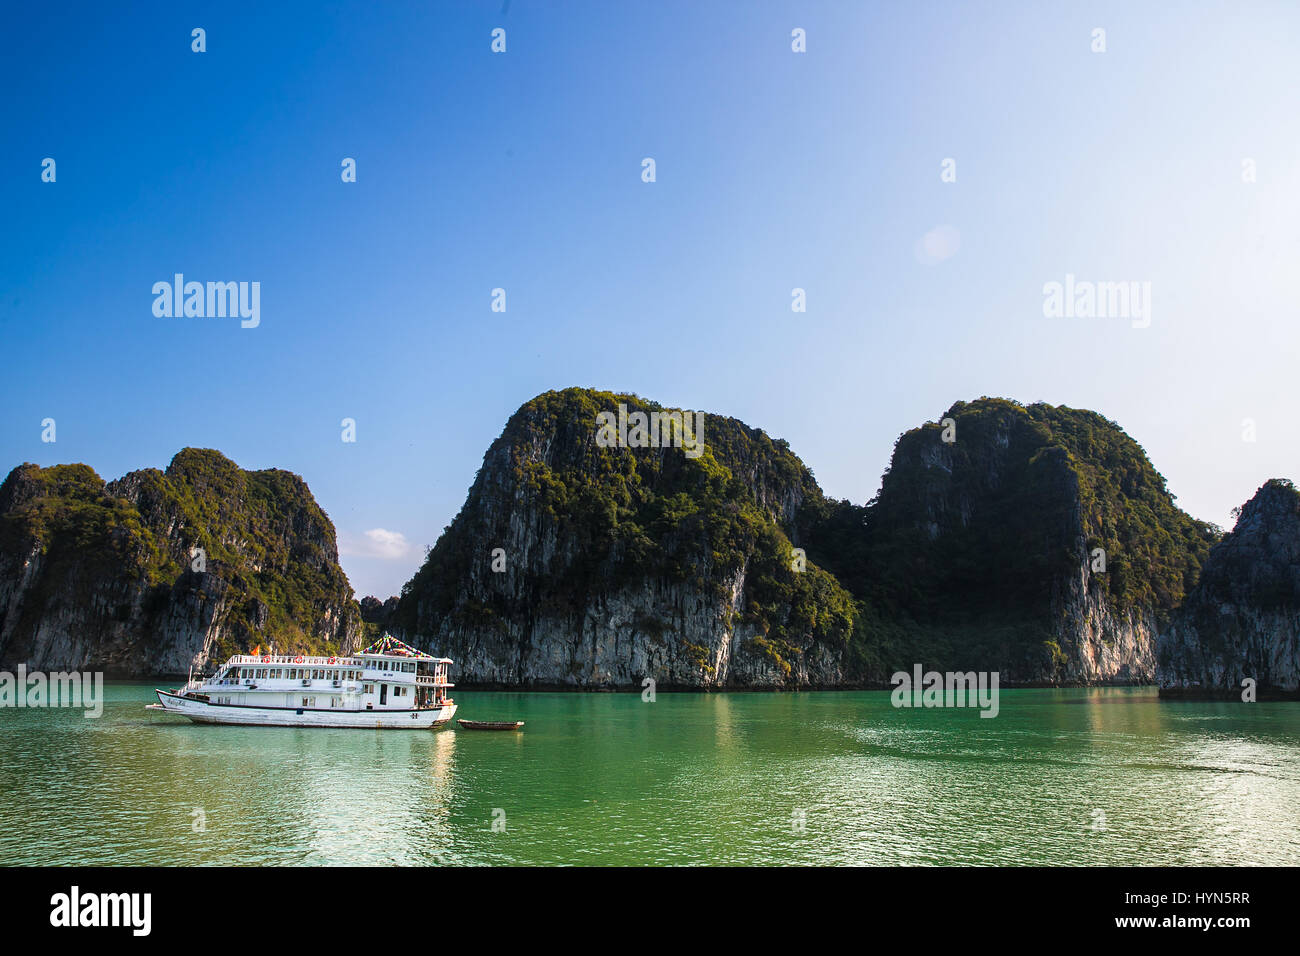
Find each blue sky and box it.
[3,1,1298,598]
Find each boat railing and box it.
[219,652,453,669]
[227,654,360,667]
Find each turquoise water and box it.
[0,684,1297,865]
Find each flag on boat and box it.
[361,633,435,659]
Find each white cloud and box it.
[339,528,412,560]
[914,224,961,265]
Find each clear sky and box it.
[3,1,1297,599]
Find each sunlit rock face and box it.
[393,388,854,689]
[396,391,1218,688]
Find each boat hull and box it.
[152,690,456,729]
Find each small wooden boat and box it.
[457,719,524,731]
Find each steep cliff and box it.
[0,449,362,677]
[806,398,1218,683]
[3,395,1230,689]
[396,391,1217,688]
[1158,479,1300,699]
[393,388,857,688]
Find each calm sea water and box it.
[0,684,1297,866]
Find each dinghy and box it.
[457,719,524,731]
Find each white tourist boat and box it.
[147,635,457,729]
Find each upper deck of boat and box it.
[208,651,454,689]
[224,652,453,667]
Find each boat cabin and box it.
[199,636,453,712]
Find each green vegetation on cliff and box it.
[396,388,856,666]
[803,398,1219,674]
[2,394,1228,687]
[396,390,1223,685]
[0,449,360,667]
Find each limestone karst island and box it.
[2,388,1295,701]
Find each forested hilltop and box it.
[0,449,363,676]
[802,398,1219,682]
[5,392,1287,694]
[393,388,857,687]
[394,388,1227,688]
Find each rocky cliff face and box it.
[393,388,856,688]
[2,396,1243,689]
[0,449,362,677]
[1158,479,1300,699]
[805,399,1216,683]
[397,391,1217,688]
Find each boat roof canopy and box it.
[359,634,449,662]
